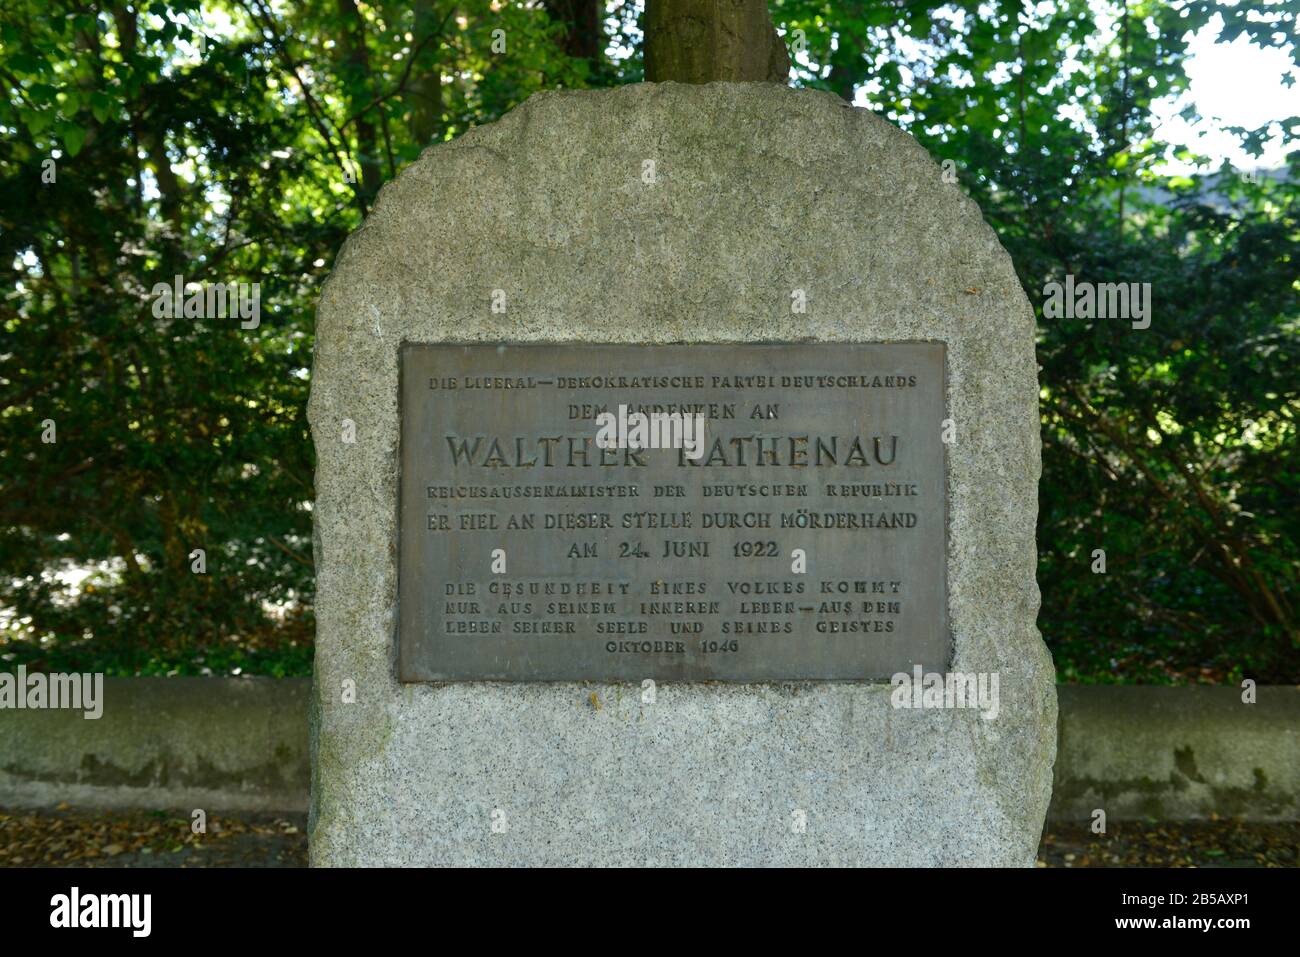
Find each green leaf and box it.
[90,91,112,124]
[26,110,52,134]
[62,125,86,157]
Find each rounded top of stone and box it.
[320,81,1018,349]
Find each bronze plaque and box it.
[398,343,949,681]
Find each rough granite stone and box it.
[307,81,1057,866]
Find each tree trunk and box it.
[406,0,443,146]
[544,0,604,68]
[644,0,789,83]
[336,0,383,202]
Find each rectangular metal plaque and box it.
[398,342,949,681]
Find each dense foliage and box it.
[1,1,1295,681]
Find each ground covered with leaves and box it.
[1,807,1295,868]
[0,806,306,868]
[1037,820,1297,868]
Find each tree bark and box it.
[406,0,443,146]
[336,0,383,202]
[644,0,789,83]
[544,0,604,67]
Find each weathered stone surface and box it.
[308,81,1057,866]
[1050,685,1300,822]
[0,678,309,812]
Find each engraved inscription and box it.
[398,343,949,681]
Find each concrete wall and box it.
[0,678,310,812]
[1048,684,1298,823]
[2,679,1295,821]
